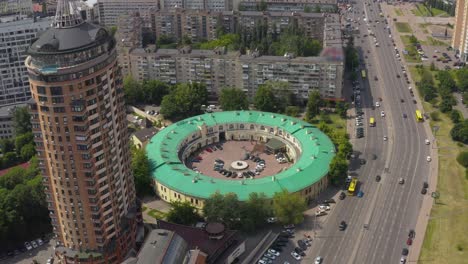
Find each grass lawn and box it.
[394,8,403,16]
[409,67,468,263]
[147,209,166,220]
[431,7,449,17]
[142,206,148,212]
[396,22,413,33]
[401,36,422,63]
[311,113,347,134]
[412,3,432,17]
[425,36,449,47]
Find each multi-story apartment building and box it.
[453,0,468,61]
[0,0,32,16]
[160,0,230,11]
[130,47,242,99]
[0,103,26,139]
[25,0,137,263]
[0,15,52,106]
[129,46,343,101]
[96,0,158,27]
[116,12,144,77]
[152,9,330,44]
[152,8,218,43]
[237,0,337,12]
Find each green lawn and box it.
[401,36,422,63]
[394,8,403,16]
[412,3,432,17]
[147,209,166,220]
[396,22,413,33]
[425,36,449,47]
[431,7,449,17]
[409,67,468,263]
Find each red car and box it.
[206,148,213,153]
[406,238,413,246]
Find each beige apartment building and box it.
[25,0,137,263]
[152,9,330,43]
[129,46,343,101]
[116,12,144,77]
[453,0,468,61]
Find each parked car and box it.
[267,249,280,256]
[402,248,409,256]
[339,192,346,200]
[267,217,277,223]
[24,242,32,251]
[406,238,413,245]
[339,221,347,231]
[376,175,381,182]
[323,199,336,204]
[283,224,295,229]
[291,251,302,260]
[31,241,38,248]
[408,230,416,238]
[315,256,323,264]
[357,190,364,198]
[421,188,427,195]
[399,178,405,184]
[423,182,429,188]
[318,205,331,211]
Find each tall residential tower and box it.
[453,0,468,61]
[25,0,137,263]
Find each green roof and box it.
[146,111,335,201]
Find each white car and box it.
[315,256,323,264]
[264,253,276,260]
[36,238,44,246]
[381,111,385,117]
[267,217,277,223]
[375,102,380,107]
[291,251,302,260]
[316,210,327,217]
[383,136,388,141]
[425,139,430,145]
[400,257,406,264]
[268,249,280,256]
[319,205,331,211]
[426,156,432,162]
[31,240,38,248]
[24,242,33,251]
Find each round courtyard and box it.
[146,111,336,204]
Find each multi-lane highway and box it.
[305,1,432,263]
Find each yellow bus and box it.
[369,117,375,127]
[415,110,423,122]
[348,178,358,196]
[361,70,366,79]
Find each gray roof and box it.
[135,229,189,264]
[0,103,27,117]
[133,127,159,142]
[29,22,107,54]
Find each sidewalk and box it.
[141,196,171,223]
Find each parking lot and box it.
[1,238,56,264]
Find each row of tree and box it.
[123,77,171,106]
[0,158,51,251]
[0,107,36,170]
[165,190,307,232]
[424,0,456,16]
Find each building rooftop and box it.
[132,127,159,142]
[146,111,335,201]
[0,103,27,117]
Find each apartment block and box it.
[116,12,144,77]
[452,0,468,61]
[0,104,26,140]
[130,47,242,99]
[0,15,52,106]
[237,0,338,12]
[152,10,330,44]
[129,46,343,101]
[160,0,230,11]
[96,0,158,27]
[0,0,32,16]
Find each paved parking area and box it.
[2,239,56,264]
[188,141,291,180]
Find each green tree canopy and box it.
[240,192,271,232]
[254,81,293,113]
[123,76,143,105]
[254,83,278,112]
[219,87,249,111]
[437,71,456,93]
[202,192,242,228]
[272,190,307,225]
[306,90,323,121]
[285,106,300,117]
[15,132,33,155]
[142,80,170,105]
[0,138,14,154]
[456,68,468,93]
[131,147,154,197]
[166,201,201,225]
[13,107,31,135]
[160,82,208,120]
[450,119,468,144]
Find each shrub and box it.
[430,111,441,121]
[456,151,468,168]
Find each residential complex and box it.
[151,9,328,43]
[452,0,468,61]
[0,103,26,139]
[116,12,144,77]
[25,0,137,263]
[96,0,158,27]
[0,0,32,16]
[237,0,338,12]
[0,15,52,106]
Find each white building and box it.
[0,15,52,106]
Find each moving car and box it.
[383,136,388,141]
[315,256,323,264]
[339,221,347,231]
[426,156,432,162]
[425,139,430,145]
[380,111,385,117]
[376,175,381,182]
[402,248,409,256]
[399,178,405,184]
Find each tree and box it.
[219,87,249,111]
[166,201,201,225]
[160,82,208,120]
[203,192,225,222]
[439,98,453,113]
[285,106,300,117]
[450,119,468,144]
[306,91,322,121]
[142,80,170,105]
[13,107,31,135]
[457,151,468,168]
[109,26,117,37]
[131,147,154,197]
[15,132,33,155]
[20,144,36,161]
[0,139,14,154]
[335,102,348,118]
[456,69,468,93]
[240,192,270,232]
[451,110,462,123]
[123,76,143,105]
[437,71,456,93]
[328,156,349,185]
[2,152,18,168]
[202,192,242,228]
[272,190,307,225]
[254,84,278,112]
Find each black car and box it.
[423,182,429,188]
[372,154,377,160]
[323,199,336,204]
[271,246,283,252]
[402,248,409,256]
[413,100,417,104]
[339,221,347,231]
[273,242,286,247]
[297,240,307,251]
[376,175,381,182]
[421,188,427,195]
[277,237,289,242]
[408,230,415,238]
[339,192,346,200]
[216,144,223,150]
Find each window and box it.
[269,128,274,133]
[250,124,254,130]
[37,86,46,95]
[229,124,234,130]
[260,126,265,130]
[218,125,223,131]
[50,86,63,96]
[240,124,244,129]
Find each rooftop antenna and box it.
[53,0,84,28]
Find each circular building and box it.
[146,111,335,207]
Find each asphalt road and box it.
[303,1,431,264]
